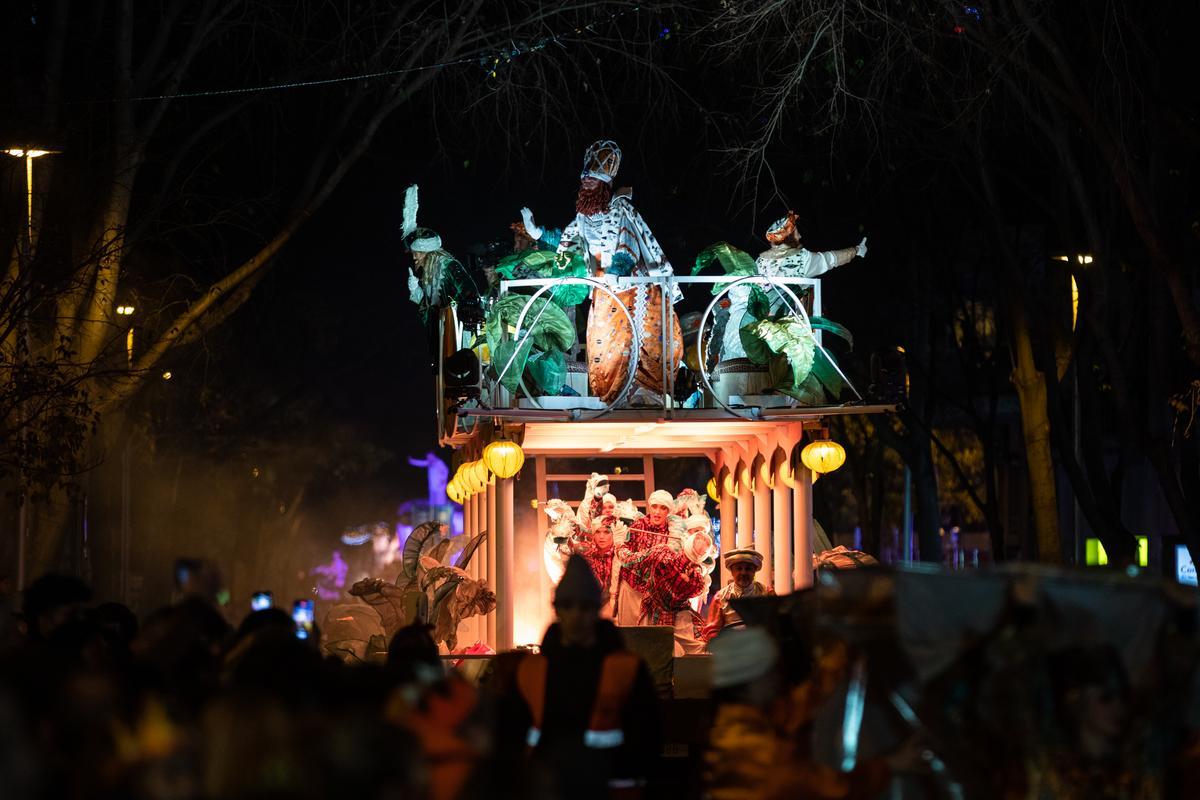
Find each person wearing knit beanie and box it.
[555,553,603,609]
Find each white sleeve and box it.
[623,202,682,301]
[804,249,841,278]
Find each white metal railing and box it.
[455,273,827,419]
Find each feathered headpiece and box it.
[581,140,621,183]
[401,184,442,253]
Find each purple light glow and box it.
[311,550,348,600]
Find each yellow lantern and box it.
[801,439,846,475]
[706,477,719,502]
[446,478,465,504]
[483,438,525,479]
[462,460,486,493]
[470,459,491,486]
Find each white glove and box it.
[520,207,543,240]
[407,268,423,304]
[856,236,868,258]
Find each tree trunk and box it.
[1010,302,1063,563]
[907,285,943,562]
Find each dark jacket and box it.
[498,620,662,799]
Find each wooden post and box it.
[486,478,497,647]
[495,476,515,651]
[772,456,792,593]
[793,465,814,589]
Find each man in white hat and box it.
[615,488,679,626]
[701,549,774,643]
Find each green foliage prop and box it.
[485,294,577,395]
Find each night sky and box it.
[2,1,1195,601]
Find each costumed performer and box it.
[719,211,867,362]
[628,523,715,655]
[542,499,583,586]
[577,514,624,618]
[401,184,484,350]
[674,487,706,519]
[614,489,679,626]
[523,140,684,404]
[576,472,611,530]
[701,549,774,643]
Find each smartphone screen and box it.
[292,599,314,640]
[251,591,273,611]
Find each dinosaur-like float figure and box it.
[326,521,494,660]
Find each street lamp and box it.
[3,145,59,591]
[3,147,59,257]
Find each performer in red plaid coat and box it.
[629,523,715,654]
[614,489,679,625]
[577,514,622,617]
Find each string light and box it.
[47,6,656,106]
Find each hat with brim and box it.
[724,548,763,570]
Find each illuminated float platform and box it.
[436,275,895,652]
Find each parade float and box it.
[388,140,894,655]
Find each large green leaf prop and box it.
[493,250,590,307]
[526,350,567,395]
[756,317,853,403]
[753,316,817,390]
[693,242,757,295]
[810,316,854,350]
[738,287,775,364]
[485,294,576,394]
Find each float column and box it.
[772,459,792,593]
[753,464,772,588]
[792,465,814,589]
[718,468,735,558]
[486,478,498,647]
[736,461,753,550]
[495,476,515,651]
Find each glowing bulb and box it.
[162,371,172,380]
